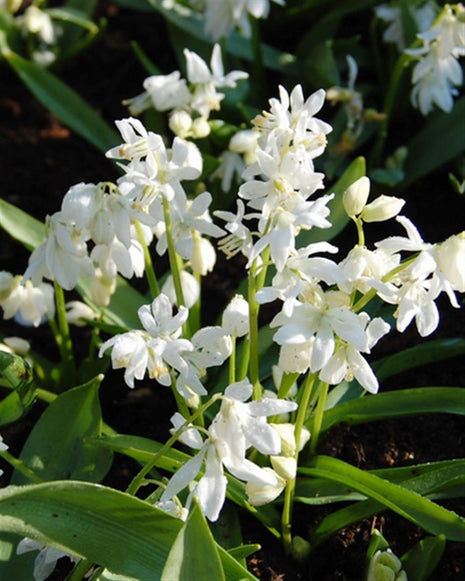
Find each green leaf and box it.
[401,535,446,581]
[0,198,45,251]
[306,456,465,544]
[12,375,112,485]
[2,49,119,153]
[366,529,390,561]
[227,544,261,561]
[403,97,465,186]
[299,156,366,246]
[0,481,182,579]
[77,275,146,331]
[0,351,37,427]
[162,500,226,581]
[307,387,465,434]
[373,339,465,381]
[90,433,282,535]
[0,532,36,579]
[296,459,465,505]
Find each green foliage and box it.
[0,351,36,426]
[0,481,183,579]
[1,49,118,153]
[11,375,112,485]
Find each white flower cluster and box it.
[15,118,221,311]
[378,2,465,115]
[0,271,54,327]
[163,0,285,40]
[216,84,333,270]
[124,44,248,139]
[159,380,297,521]
[408,3,465,114]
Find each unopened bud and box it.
[222,294,249,337]
[169,110,192,138]
[343,176,370,217]
[436,231,465,292]
[360,195,405,222]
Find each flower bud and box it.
[360,195,405,222]
[367,549,406,581]
[91,270,116,307]
[0,336,31,356]
[436,231,465,292]
[191,117,211,139]
[191,237,216,275]
[162,271,200,308]
[270,455,297,480]
[343,176,370,217]
[222,294,249,337]
[246,468,286,506]
[65,301,98,327]
[169,110,193,138]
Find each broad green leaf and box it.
[0,532,36,579]
[299,156,366,246]
[401,535,446,581]
[161,500,225,581]
[373,339,465,381]
[297,459,465,505]
[0,351,37,426]
[307,387,465,434]
[12,375,112,485]
[0,481,182,579]
[366,529,390,561]
[2,49,119,153]
[0,198,45,251]
[306,456,465,544]
[403,97,465,186]
[228,544,261,561]
[89,434,282,535]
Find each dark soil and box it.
[1,2,464,580]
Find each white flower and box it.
[272,294,370,372]
[24,212,94,291]
[17,538,79,581]
[65,301,98,327]
[222,294,249,337]
[0,273,55,327]
[435,231,465,292]
[19,6,55,45]
[407,4,465,115]
[99,294,199,391]
[245,467,286,505]
[162,270,200,308]
[376,2,435,51]
[161,380,297,520]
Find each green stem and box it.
[0,450,42,483]
[371,53,410,167]
[352,253,419,313]
[126,394,221,496]
[229,335,237,384]
[190,271,201,335]
[163,196,185,308]
[281,372,316,553]
[248,263,261,399]
[354,217,365,247]
[135,220,160,298]
[238,337,250,381]
[309,381,329,455]
[65,558,94,581]
[249,15,265,105]
[54,281,75,370]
